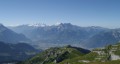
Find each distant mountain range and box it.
[0,22,118,49]
[9,23,118,49]
[0,41,40,63]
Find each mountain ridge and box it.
[20,45,90,64]
[0,24,31,43]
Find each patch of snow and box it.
[54,22,61,26]
[78,60,90,63]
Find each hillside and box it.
[19,42,120,64]
[83,29,120,48]
[20,45,90,64]
[60,42,120,64]
[0,41,40,63]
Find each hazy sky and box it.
[0,0,120,28]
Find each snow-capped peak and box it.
[27,23,47,27]
[54,23,72,26]
[54,22,62,26]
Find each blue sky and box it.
[0,0,120,28]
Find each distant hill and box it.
[20,45,90,64]
[0,24,31,43]
[0,41,41,63]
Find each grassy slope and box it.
[20,43,120,64]
[59,52,99,64]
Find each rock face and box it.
[109,44,120,60]
[22,45,90,64]
[92,42,120,61]
[110,53,120,60]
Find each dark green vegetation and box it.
[0,41,40,63]
[59,52,98,64]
